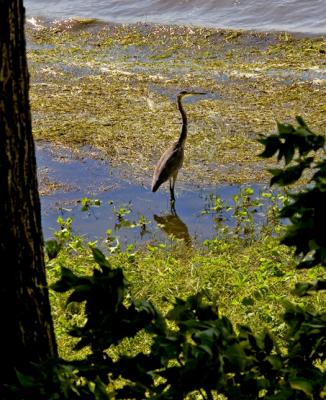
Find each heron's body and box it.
[151,140,184,193]
[151,90,204,207]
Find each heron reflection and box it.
[153,211,191,245]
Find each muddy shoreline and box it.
[26,19,326,189]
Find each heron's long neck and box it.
[177,97,187,146]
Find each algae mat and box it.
[26,19,326,186]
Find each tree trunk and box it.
[0,0,57,385]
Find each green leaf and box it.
[258,135,281,158]
[67,285,92,303]
[295,115,310,130]
[277,121,295,135]
[93,376,110,399]
[51,267,81,292]
[45,239,61,260]
[198,344,214,357]
[283,144,295,165]
[225,343,246,370]
[293,282,314,297]
[263,332,273,354]
[289,378,313,396]
[269,163,307,186]
[91,247,111,269]
[15,370,36,388]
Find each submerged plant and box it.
[78,197,101,212]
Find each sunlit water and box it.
[25,0,326,34]
[37,143,273,246]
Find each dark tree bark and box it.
[0,0,57,385]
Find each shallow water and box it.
[37,143,270,246]
[25,0,326,34]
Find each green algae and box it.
[26,21,326,186]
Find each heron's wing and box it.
[152,144,183,192]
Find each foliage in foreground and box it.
[6,118,325,399]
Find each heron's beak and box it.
[188,92,206,95]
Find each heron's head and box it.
[178,90,206,98]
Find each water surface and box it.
[25,0,326,34]
[37,143,270,246]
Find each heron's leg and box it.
[170,174,177,202]
[169,179,175,201]
[170,200,177,215]
[169,174,178,213]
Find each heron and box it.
[151,90,205,208]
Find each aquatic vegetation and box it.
[44,192,324,398]
[78,197,101,212]
[26,21,325,187]
[41,118,324,399]
[44,179,307,361]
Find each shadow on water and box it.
[36,142,273,247]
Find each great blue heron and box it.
[151,90,205,207]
